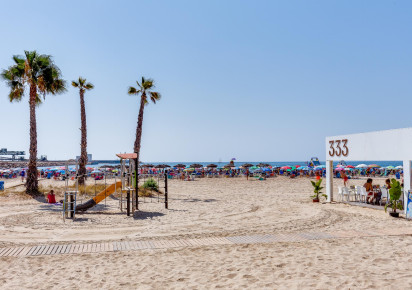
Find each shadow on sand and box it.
[133,211,165,220]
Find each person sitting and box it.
[385,178,391,190]
[47,190,56,204]
[364,178,374,203]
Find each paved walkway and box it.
[1,227,412,258]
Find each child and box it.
[47,190,56,204]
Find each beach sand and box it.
[1,176,412,289]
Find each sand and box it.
[1,176,412,289]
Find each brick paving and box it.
[1,227,412,258]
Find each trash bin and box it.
[0,181,4,191]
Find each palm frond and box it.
[128,86,140,95]
[85,82,94,90]
[142,78,154,90]
[149,91,161,103]
[72,81,79,87]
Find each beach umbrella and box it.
[385,166,395,169]
[190,163,203,168]
[346,165,355,168]
[206,164,218,168]
[314,165,325,170]
[155,164,170,169]
[91,170,102,173]
[280,166,291,170]
[335,167,345,171]
[257,163,270,167]
[356,164,368,168]
[184,168,195,171]
[336,164,345,168]
[396,166,403,169]
[368,164,380,168]
[141,164,154,168]
[174,164,186,168]
[300,166,309,170]
[242,163,254,168]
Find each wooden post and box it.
[165,170,168,209]
[126,190,130,216]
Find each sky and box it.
[0,0,411,162]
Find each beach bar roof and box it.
[325,127,412,215]
[116,153,137,159]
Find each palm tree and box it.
[72,77,94,186]
[1,51,66,195]
[128,76,161,171]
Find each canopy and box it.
[356,164,368,168]
[190,163,203,168]
[368,164,380,168]
[116,153,137,159]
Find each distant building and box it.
[76,154,92,163]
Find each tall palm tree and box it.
[1,51,66,195]
[128,76,161,171]
[72,77,94,186]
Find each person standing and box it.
[342,171,349,187]
[20,170,25,182]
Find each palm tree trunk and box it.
[134,93,146,166]
[78,90,87,186]
[26,84,38,195]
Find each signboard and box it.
[406,191,412,219]
[325,127,412,161]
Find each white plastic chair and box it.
[342,187,350,202]
[380,187,388,206]
[338,187,344,202]
[359,187,368,203]
[355,186,362,202]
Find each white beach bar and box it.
[325,127,412,213]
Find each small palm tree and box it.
[1,51,66,195]
[128,77,161,167]
[72,77,94,186]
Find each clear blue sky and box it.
[0,0,411,162]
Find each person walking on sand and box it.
[342,171,348,187]
[20,170,25,182]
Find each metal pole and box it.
[165,169,168,209]
[135,158,138,210]
[70,193,74,218]
[126,190,130,216]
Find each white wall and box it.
[325,127,412,161]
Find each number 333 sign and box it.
[329,139,349,157]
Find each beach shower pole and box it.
[165,169,168,209]
[135,158,138,210]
